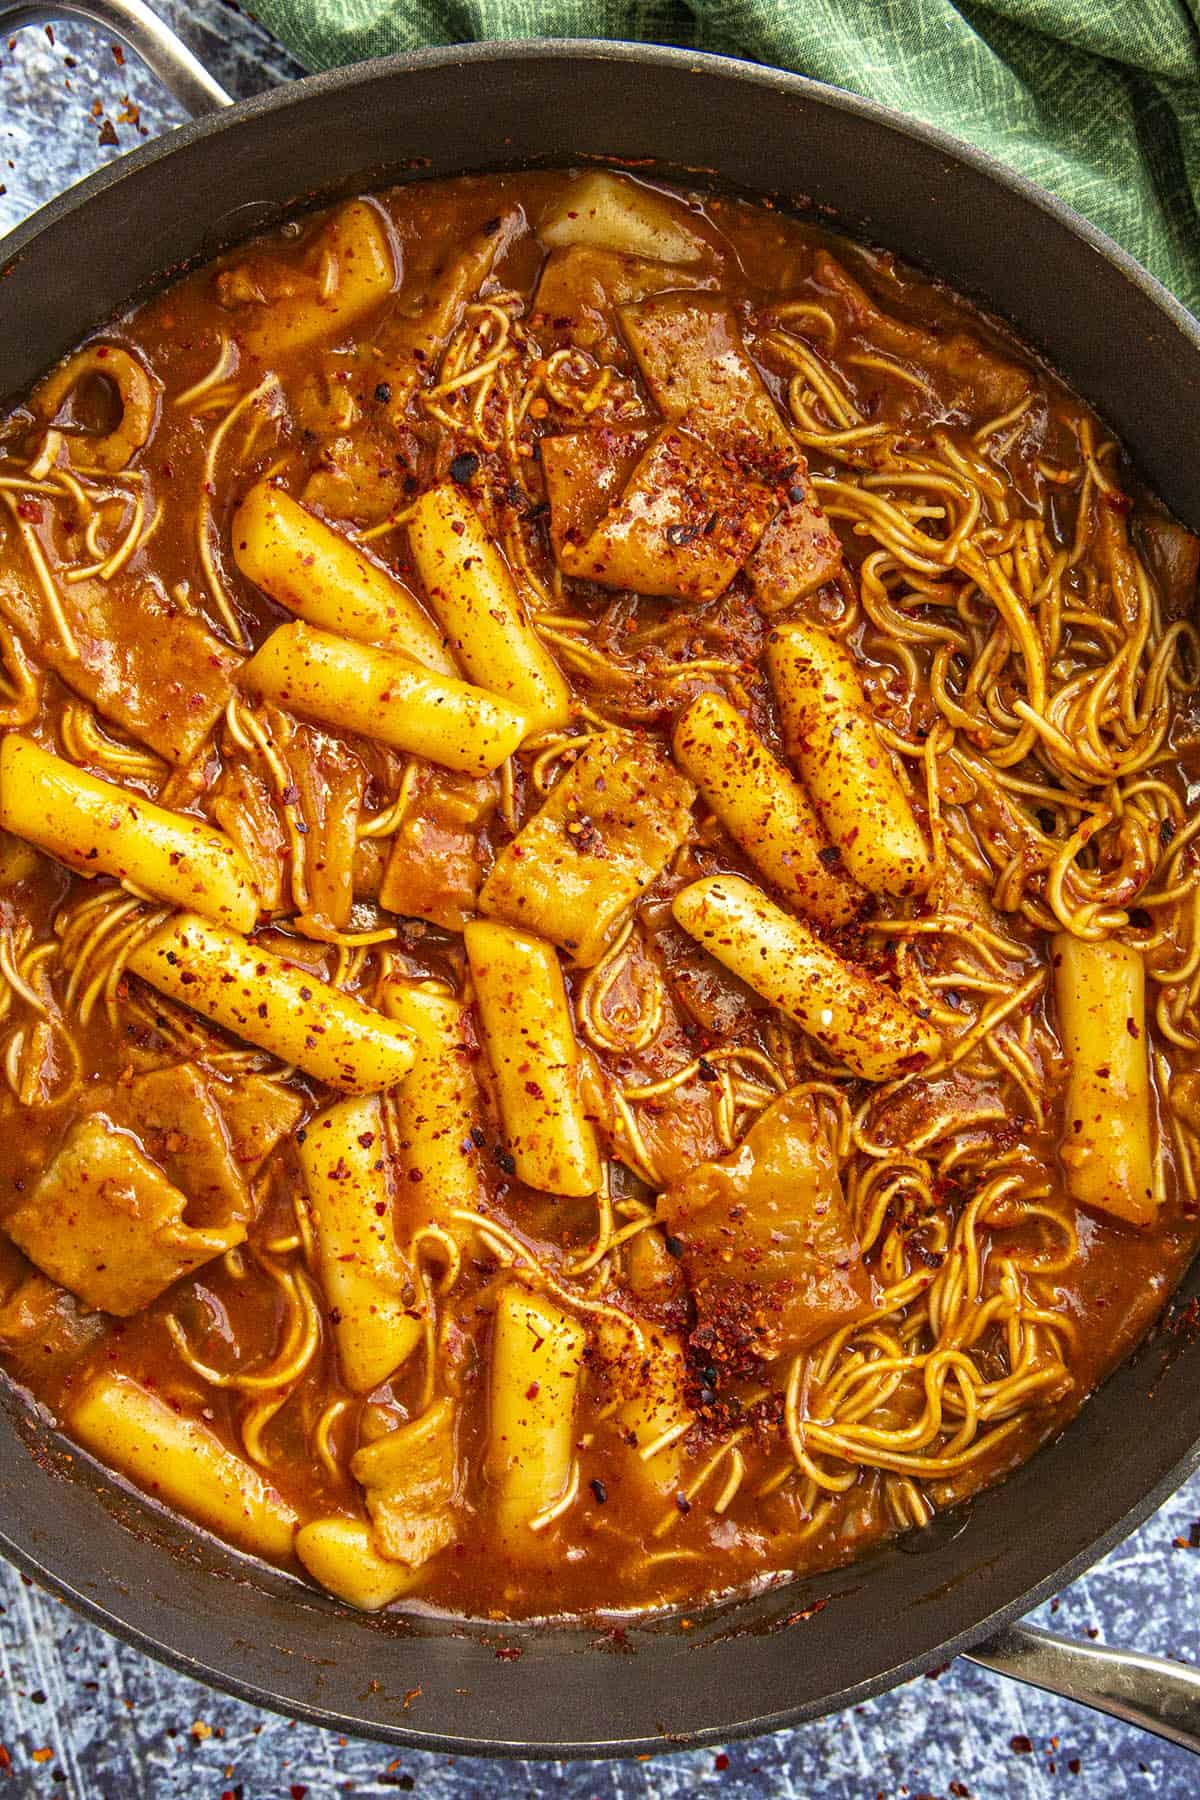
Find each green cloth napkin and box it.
[248,0,1200,317]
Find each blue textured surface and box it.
[0,7,1198,1792]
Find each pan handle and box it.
[966,1624,1200,1755]
[0,0,232,116]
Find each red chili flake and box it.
[111,42,125,64]
[98,119,118,147]
[0,1745,10,1773]
[494,1645,523,1661]
[1009,1735,1033,1754]
[714,1753,730,1771]
[15,499,42,522]
[1067,1759,1081,1775]
[786,1599,828,1624]
[949,1783,970,1797]
[290,1788,308,1799]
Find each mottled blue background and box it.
[0,7,1197,1791]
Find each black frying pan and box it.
[0,1,1199,1758]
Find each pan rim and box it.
[4,35,1199,351]
[0,1409,1197,1758]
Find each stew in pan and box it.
[0,170,1196,1619]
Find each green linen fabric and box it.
[248,0,1200,316]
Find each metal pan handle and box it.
[0,0,1197,1761]
[966,1624,1200,1755]
[0,0,232,116]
